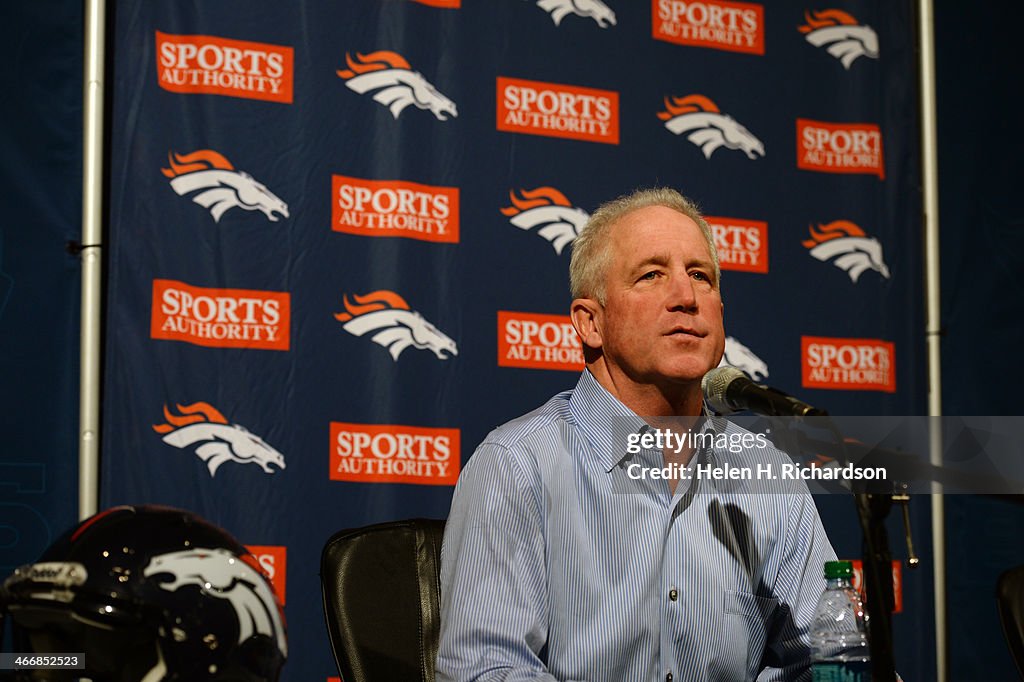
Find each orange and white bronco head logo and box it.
[530,0,616,28]
[162,150,288,223]
[337,51,457,121]
[799,9,878,69]
[803,220,890,283]
[335,290,458,361]
[501,187,589,255]
[658,95,764,160]
[153,402,286,476]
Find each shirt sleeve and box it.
[757,492,837,682]
[436,440,561,682]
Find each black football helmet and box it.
[1,505,286,681]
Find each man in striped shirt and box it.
[438,188,836,681]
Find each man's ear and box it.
[570,298,603,350]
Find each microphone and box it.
[702,366,827,417]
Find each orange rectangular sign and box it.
[151,279,290,351]
[706,215,768,274]
[797,119,884,179]
[652,0,765,55]
[330,422,460,486]
[497,77,619,145]
[332,175,459,243]
[850,559,903,614]
[802,336,896,393]
[156,31,294,103]
[498,311,585,372]
[245,545,287,605]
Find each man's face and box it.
[591,205,725,387]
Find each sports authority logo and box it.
[658,95,764,159]
[332,175,459,243]
[653,0,764,55]
[802,221,891,282]
[151,279,289,351]
[797,119,884,179]
[529,0,617,28]
[143,548,287,656]
[330,422,460,485]
[411,0,460,6]
[153,402,287,476]
[718,336,768,381]
[162,150,288,223]
[798,9,878,69]
[156,31,293,103]
[706,215,768,273]
[497,77,619,145]
[337,51,457,121]
[802,336,896,392]
[244,545,287,605]
[334,290,457,361]
[501,187,589,255]
[498,311,584,372]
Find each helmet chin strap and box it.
[139,642,168,682]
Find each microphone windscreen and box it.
[701,366,747,415]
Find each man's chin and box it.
[657,362,715,385]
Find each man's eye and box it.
[639,271,659,281]
[691,271,710,282]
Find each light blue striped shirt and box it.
[438,371,836,682]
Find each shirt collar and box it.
[568,370,722,473]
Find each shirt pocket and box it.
[722,589,780,676]
[723,589,779,621]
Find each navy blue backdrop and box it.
[98,2,934,680]
[0,1,82,578]
[37,0,1024,680]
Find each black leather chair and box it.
[320,518,446,682]
[997,564,1024,679]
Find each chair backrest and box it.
[997,564,1024,679]
[320,518,446,682]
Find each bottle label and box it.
[811,661,870,682]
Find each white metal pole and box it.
[79,0,106,520]
[917,0,946,680]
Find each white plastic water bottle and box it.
[810,560,871,681]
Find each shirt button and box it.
[666,673,673,682]
[669,588,678,601]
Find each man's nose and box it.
[667,272,698,311]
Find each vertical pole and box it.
[79,0,107,520]
[917,0,946,679]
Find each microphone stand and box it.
[854,480,898,682]
[766,417,899,682]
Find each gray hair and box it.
[569,187,720,304]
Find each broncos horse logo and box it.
[162,150,288,223]
[658,95,764,160]
[143,548,287,656]
[718,336,769,382]
[803,221,891,283]
[531,0,616,28]
[334,290,458,361]
[799,9,879,69]
[501,187,589,255]
[337,51,458,121]
[153,402,286,477]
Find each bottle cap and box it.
[824,560,854,579]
